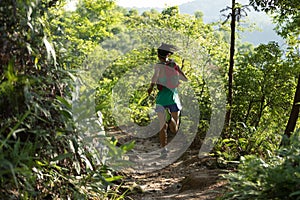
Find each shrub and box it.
[222,130,300,200]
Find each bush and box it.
[213,122,281,161]
[0,1,129,199]
[222,130,300,200]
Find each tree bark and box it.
[244,98,253,123]
[224,0,236,133]
[284,74,300,138]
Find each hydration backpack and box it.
[157,60,180,90]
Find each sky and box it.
[66,0,194,10]
[66,0,250,13]
[116,0,194,8]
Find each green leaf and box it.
[238,138,247,143]
[56,96,72,109]
[105,175,123,182]
[290,190,300,197]
[43,36,56,66]
[120,141,135,153]
[1,160,18,188]
[36,160,48,166]
[222,138,235,143]
[6,60,17,83]
[0,109,31,150]
[51,153,73,162]
[74,161,81,174]
[137,93,148,105]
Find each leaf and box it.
[60,109,73,119]
[51,153,73,162]
[36,160,48,166]
[238,138,247,143]
[56,96,72,109]
[0,110,31,150]
[120,141,135,153]
[74,161,81,174]
[34,56,40,70]
[2,160,18,188]
[43,36,56,66]
[105,175,123,182]
[138,93,148,105]
[6,60,17,83]
[222,138,235,143]
[290,190,300,197]
[81,155,93,171]
[66,71,78,82]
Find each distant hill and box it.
[179,0,283,46]
[126,0,284,46]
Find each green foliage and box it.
[93,45,157,127]
[0,0,130,199]
[49,0,124,68]
[214,122,281,161]
[129,86,156,126]
[1,0,299,199]
[93,5,230,131]
[234,42,294,129]
[222,129,300,200]
[214,42,295,160]
[250,0,300,38]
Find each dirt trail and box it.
[107,127,230,200]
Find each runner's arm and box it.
[178,66,188,81]
[148,65,160,95]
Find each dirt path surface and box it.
[124,151,229,200]
[107,127,231,200]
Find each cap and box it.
[157,43,179,54]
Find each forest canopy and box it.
[0,0,299,199]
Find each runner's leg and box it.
[157,111,168,147]
[169,111,180,134]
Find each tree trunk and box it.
[255,94,265,128]
[224,0,236,133]
[284,74,300,138]
[244,98,253,123]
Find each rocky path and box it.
[106,127,231,200]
